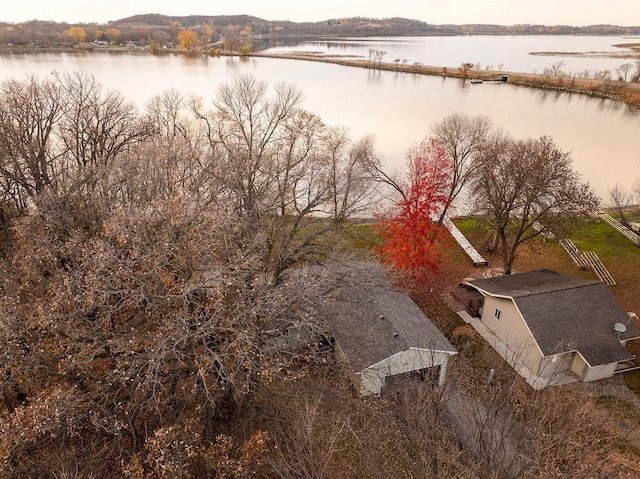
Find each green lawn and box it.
[572,217,640,261]
[453,215,640,312]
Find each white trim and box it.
[365,347,456,371]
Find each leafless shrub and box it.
[268,398,349,479]
[608,183,635,227]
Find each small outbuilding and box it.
[462,270,640,388]
[323,262,457,396]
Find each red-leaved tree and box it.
[375,139,453,279]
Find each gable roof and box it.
[322,262,456,372]
[469,270,640,366]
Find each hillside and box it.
[110,13,640,36]
[110,13,446,36]
[2,14,640,50]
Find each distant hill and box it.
[111,13,271,29]
[110,14,451,36]
[110,13,640,36]
[1,13,639,49]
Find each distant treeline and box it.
[1,14,639,49]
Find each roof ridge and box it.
[509,279,602,297]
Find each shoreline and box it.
[2,45,640,108]
[250,51,640,108]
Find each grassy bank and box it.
[454,215,640,312]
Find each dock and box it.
[443,217,488,267]
[582,251,616,286]
[560,239,616,285]
[559,239,590,269]
[597,212,640,246]
[532,220,556,240]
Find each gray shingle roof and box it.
[469,270,640,366]
[322,262,457,372]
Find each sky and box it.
[1,0,639,26]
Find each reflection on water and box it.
[622,103,640,118]
[0,50,639,200]
[262,35,638,76]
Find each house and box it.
[323,262,457,396]
[461,270,640,388]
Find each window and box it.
[494,308,501,319]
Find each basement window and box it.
[494,308,501,319]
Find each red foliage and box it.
[375,139,453,279]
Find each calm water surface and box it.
[264,35,640,76]
[1,50,639,202]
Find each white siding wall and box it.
[571,353,588,379]
[480,296,543,374]
[582,362,617,382]
[571,351,617,382]
[359,349,452,395]
[478,293,623,386]
[359,369,384,396]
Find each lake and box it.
[1,45,639,204]
[262,35,640,76]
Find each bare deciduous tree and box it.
[55,71,151,194]
[608,183,634,227]
[0,75,64,209]
[323,130,379,225]
[632,177,640,208]
[269,398,348,479]
[430,112,492,221]
[129,89,218,204]
[616,62,634,81]
[204,74,304,226]
[394,383,469,478]
[373,49,386,68]
[194,74,378,280]
[471,134,599,274]
[460,62,474,76]
[632,61,640,82]
[544,61,566,77]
